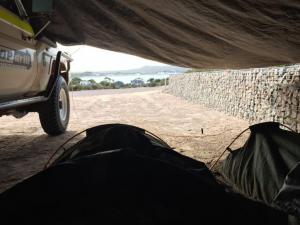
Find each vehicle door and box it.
[0,1,37,101]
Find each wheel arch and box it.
[51,52,70,84]
[45,51,71,98]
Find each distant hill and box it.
[118,66,188,74]
[72,65,188,77]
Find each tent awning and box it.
[29,0,300,69]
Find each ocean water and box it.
[79,73,172,84]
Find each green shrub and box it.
[69,77,169,91]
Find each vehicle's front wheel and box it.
[39,76,70,136]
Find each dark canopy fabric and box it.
[221,122,300,221]
[28,0,300,69]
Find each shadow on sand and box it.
[0,130,79,193]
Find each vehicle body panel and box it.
[0,5,70,107]
[0,18,37,100]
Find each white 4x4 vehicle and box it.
[0,0,72,135]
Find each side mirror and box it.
[32,0,53,13]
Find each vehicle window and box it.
[0,0,19,15]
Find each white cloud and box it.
[58,44,167,72]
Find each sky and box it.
[58,44,168,73]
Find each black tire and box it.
[39,76,70,136]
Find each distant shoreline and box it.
[70,65,188,77]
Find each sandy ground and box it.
[0,87,249,193]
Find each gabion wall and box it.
[167,65,300,132]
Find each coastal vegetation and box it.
[69,77,169,91]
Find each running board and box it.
[0,96,47,111]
